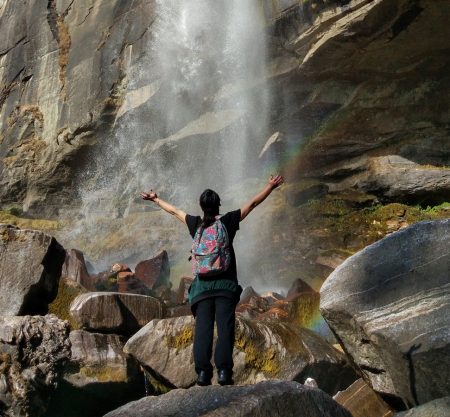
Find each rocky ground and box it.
[0,221,449,416]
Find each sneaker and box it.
[196,370,212,386]
[217,369,234,386]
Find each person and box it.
[140,174,284,386]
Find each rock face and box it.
[0,224,66,316]
[320,156,450,204]
[104,380,353,417]
[134,250,170,290]
[46,330,143,417]
[175,276,193,305]
[1,0,449,292]
[124,315,357,394]
[70,292,164,335]
[0,315,71,417]
[0,0,157,213]
[48,276,88,329]
[286,278,317,301]
[333,379,395,417]
[61,248,91,288]
[320,219,450,407]
[277,0,450,196]
[394,397,450,417]
[1,0,447,213]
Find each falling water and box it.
[65,0,274,288]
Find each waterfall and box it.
[66,0,273,286]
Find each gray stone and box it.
[0,0,156,214]
[134,250,170,290]
[0,224,66,316]
[333,378,395,417]
[395,397,450,417]
[103,380,353,417]
[45,329,143,417]
[61,248,91,289]
[175,276,193,305]
[0,315,71,417]
[320,219,450,406]
[124,315,357,395]
[69,292,164,335]
[238,286,260,304]
[322,155,450,205]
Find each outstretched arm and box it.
[240,175,284,222]
[140,190,187,225]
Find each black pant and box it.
[193,296,236,375]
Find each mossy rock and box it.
[48,277,88,329]
[0,210,60,231]
[165,327,194,352]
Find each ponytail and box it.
[199,189,221,228]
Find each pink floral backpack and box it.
[191,216,231,277]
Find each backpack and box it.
[191,216,231,277]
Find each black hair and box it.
[199,189,221,227]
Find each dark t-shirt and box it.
[186,209,241,282]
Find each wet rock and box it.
[104,380,353,417]
[0,224,66,316]
[111,264,132,274]
[0,315,71,417]
[286,278,317,301]
[285,182,330,207]
[315,253,347,270]
[0,0,157,214]
[61,248,91,289]
[134,250,170,290]
[320,219,450,406]
[151,284,174,306]
[70,292,164,335]
[333,379,395,417]
[323,156,450,205]
[258,131,284,159]
[260,291,284,305]
[48,276,88,329]
[117,272,149,295]
[175,277,193,305]
[394,397,450,417]
[236,294,272,318]
[124,315,357,395]
[45,330,143,417]
[166,304,192,318]
[304,377,319,389]
[238,286,260,304]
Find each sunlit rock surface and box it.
[333,378,395,417]
[124,315,357,394]
[104,380,353,417]
[320,219,450,406]
[134,250,170,290]
[394,397,450,417]
[45,329,143,417]
[0,315,71,417]
[70,292,164,335]
[0,224,65,316]
[0,0,156,214]
[61,248,91,288]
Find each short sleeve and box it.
[186,214,201,238]
[220,209,241,241]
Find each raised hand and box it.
[268,174,284,189]
[140,189,158,201]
